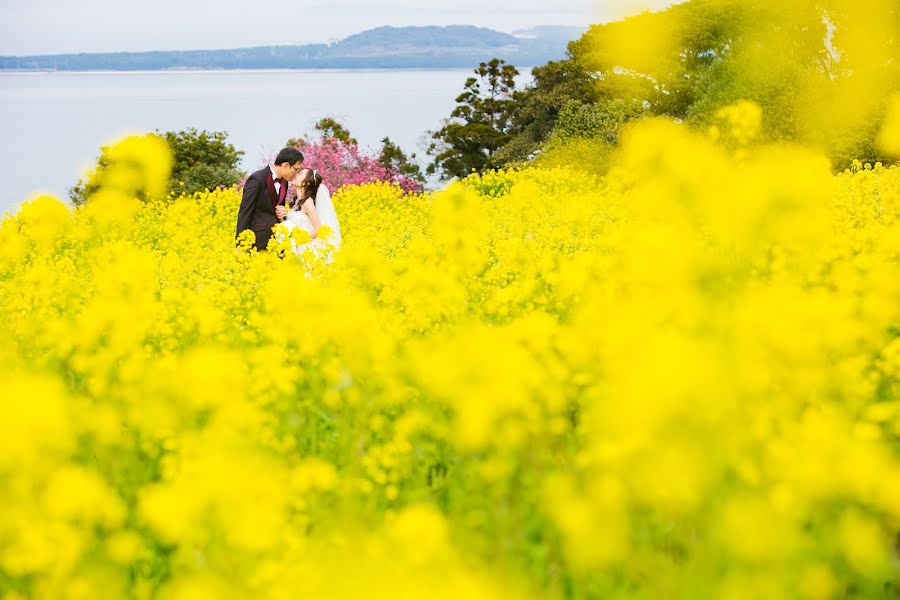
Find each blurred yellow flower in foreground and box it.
[878,94,900,157]
[1,105,900,598]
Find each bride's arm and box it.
[302,199,322,238]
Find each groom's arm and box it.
[235,176,259,238]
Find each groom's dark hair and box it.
[274,147,304,166]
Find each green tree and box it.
[492,58,599,166]
[534,99,647,175]
[314,117,357,144]
[495,2,739,168]
[378,137,425,185]
[497,0,900,171]
[161,128,244,197]
[69,128,245,205]
[550,99,647,145]
[427,58,520,179]
[69,153,110,206]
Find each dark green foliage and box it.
[427,58,520,179]
[495,0,900,172]
[378,137,425,185]
[160,129,242,175]
[68,154,109,207]
[174,163,245,197]
[492,59,599,166]
[69,129,245,205]
[551,99,647,146]
[532,99,648,175]
[160,128,244,196]
[315,118,358,145]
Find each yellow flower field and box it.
[2,110,900,599]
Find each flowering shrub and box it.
[289,136,424,194]
[3,99,900,598]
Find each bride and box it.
[280,168,342,258]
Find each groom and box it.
[235,147,305,251]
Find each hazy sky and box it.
[0,0,681,56]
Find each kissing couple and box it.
[235,147,342,256]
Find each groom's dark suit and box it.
[236,167,289,251]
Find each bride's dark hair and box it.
[291,169,323,209]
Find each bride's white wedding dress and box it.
[281,184,342,260]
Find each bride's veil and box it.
[315,181,342,247]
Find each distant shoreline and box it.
[0,67,534,75]
[0,25,580,74]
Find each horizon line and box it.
[0,23,589,59]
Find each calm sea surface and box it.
[0,69,531,213]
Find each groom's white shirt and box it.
[269,165,282,197]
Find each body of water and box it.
[0,69,526,213]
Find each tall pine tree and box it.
[427,58,519,179]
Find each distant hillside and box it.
[340,26,520,50]
[0,25,584,71]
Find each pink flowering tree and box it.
[251,120,426,198]
[287,136,424,195]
